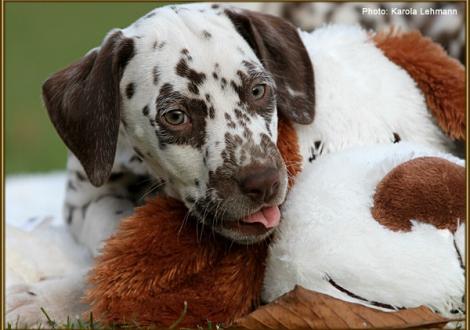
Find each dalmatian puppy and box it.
[43,4,318,256]
[6,3,459,326]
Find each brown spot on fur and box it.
[225,113,237,128]
[372,157,465,233]
[125,83,135,99]
[176,58,206,85]
[220,77,227,89]
[142,105,149,116]
[374,30,465,141]
[152,66,160,85]
[235,108,251,123]
[133,147,145,159]
[67,180,76,191]
[188,82,199,95]
[76,171,87,181]
[393,132,401,143]
[202,30,212,39]
[208,106,215,119]
[243,127,253,140]
[66,204,75,224]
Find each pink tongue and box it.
[242,206,281,228]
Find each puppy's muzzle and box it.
[238,165,280,204]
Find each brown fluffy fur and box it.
[374,30,466,141]
[372,156,465,233]
[85,117,302,328]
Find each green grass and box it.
[6,304,223,330]
[5,3,165,174]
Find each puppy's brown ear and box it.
[43,30,135,186]
[226,9,315,124]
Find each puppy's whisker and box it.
[178,201,197,237]
[138,180,166,201]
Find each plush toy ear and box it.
[374,30,465,142]
[226,9,315,125]
[43,30,135,186]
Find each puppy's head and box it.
[43,4,314,244]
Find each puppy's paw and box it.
[6,274,88,328]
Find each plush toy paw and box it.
[6,273,88,328]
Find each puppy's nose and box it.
[239,166,280,203]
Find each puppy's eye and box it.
[162,110,189,126]
[251,84,266,100]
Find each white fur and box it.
[263,142,465,318]
[295,25,453,169]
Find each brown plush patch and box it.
[86,197,268,327]
[372,157,465,233]
[374,30,466,141]
[85,117,302,328]
[277,115,303,188]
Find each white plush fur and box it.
[263,142,465,318]
[295,25,454,169]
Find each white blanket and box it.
[6,172,92,288]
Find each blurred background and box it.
[5,2,465,175]
[5,3,164,174]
